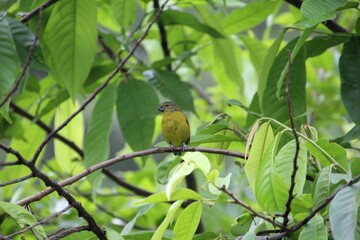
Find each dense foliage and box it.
[0,0,359,239]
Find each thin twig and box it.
[282,50,300,226]
[48,225,90,240]
[30,0,171,165]
[5,205,72,238]
[102,169,153,197]
[20,0,59,24]
[17,146,245,206]
[153,0,171,70]
[0,10,43,108]
[0,173,33,187]
[219,186,286,230]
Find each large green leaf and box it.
[298,214,327,240]
[339,36,360,124]
[245,122,274,193]
[312,165,332,209]
[151,200,183,240]
[221,0,282,34]
[262,39,306,126]
[295,0,347,28]
[84,83,116,188]
[255,135,289,213]
[111,0,136,30]
[148,70,194,112]
[160,10,223,38]
[329,183,360,240]
[173,201,202,240]
[307,139,348,171]
[305,35,350,58]
[54,99,84,174]
[0,201,47,240]
[275,139,307,194]
[43,0,97,98]
[166,161,195,200]
[116,79,158,152]
[0,17,20,103]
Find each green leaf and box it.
[189,134,242,145]
[173,201,202,240]
[111,0,136,30]
[212,38,244,88]
[147,70,194,112]
[313,165,332,210]
[0,201,48,240]
[258,29,287,108]
[275,139,307,194]
[221,0,282,34]
[160,10,223,38]
[295,0,347,28]
[43,0,97,98]
[305,35,350,58]
[0,17,20,104]
[156,157,182,184]
[262,38,306,126]
[54,99,84,174]
[121,204,154,235]
[255,135,289,213]
[166,161,195,200]
[151,200,183,240]
[134,188,202,206]
[299,214,327,240]
[84,83,116,191]
[240,35,268,74]
[193,232,218,240]
[183,152,211,175]
[339,36,360,124]
[116,79,158,151]
[245,122,274,193]
[329,183,360,240]
[208,173,232,195]
[307,139,348,171]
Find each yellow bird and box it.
[158,102,190,155]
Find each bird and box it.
[158,101,190,155]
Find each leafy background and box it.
[0,0,359,239]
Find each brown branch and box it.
[102,169,153,197]
[10,102,84,158]
[153,0,171,70]
[17,146,245,206]
[48,225,90,240]
[5,205,72,238]
[30,0,171,165]
[20,0,59,24]
[284,0,347,33]
[0,173,33,187]
[282,51,300,226]
[219,186,286,230]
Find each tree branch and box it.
[282,50,300,226]
[20,0,59,24]
[153,0,171,70]
[48,225,90,240]
[219,185,286,230]
[102,168,153,197]
[17,146,245,206]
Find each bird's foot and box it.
[169,145,174,152]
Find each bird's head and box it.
[158,101,181,113]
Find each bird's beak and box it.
[158,106,164,112]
